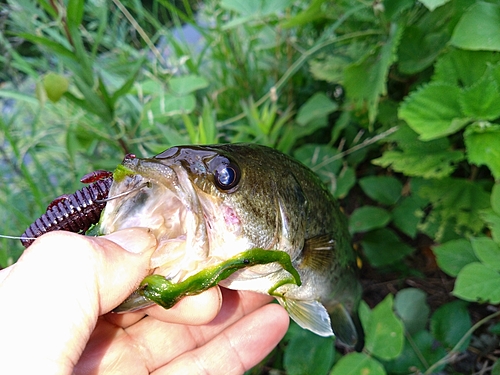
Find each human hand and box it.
[0,229,289,375]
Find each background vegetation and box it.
[1,0,500,373]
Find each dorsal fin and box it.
[299,234,335,272]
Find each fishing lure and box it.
[20,170,113,248]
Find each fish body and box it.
[98,144,361,346]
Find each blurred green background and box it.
[2,0,500,373]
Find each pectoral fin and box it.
[276,297,334,337]
[329,302,359,348]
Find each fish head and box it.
[98,144,288,282]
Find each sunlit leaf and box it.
[359,296,405,360]
[464,122,500,180]
[399,82,470,140]
[450,2,500,51]
[169,75,209,96]
[471,237,500,272]
[432,239,478,277]
[454,262,500,303]
[296,93,338,126]
[419,0,451,11]
[330,352,386,375]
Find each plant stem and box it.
[424,309,500,374]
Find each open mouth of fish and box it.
[99,158,217,284]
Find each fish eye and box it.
[213,160,240,191]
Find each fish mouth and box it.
[98,158,209,282]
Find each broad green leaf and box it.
[372,126,465,178]
[480,209,500,244]
[430,300,471,350]
[450,2,500,51]
[42,72,69,102]
[399,82,470,140]
[433,49,500,87]
[333,166,356,199]
[359,296,405,360]
[384,330,446,374]
[419,0,451,11]
[416,177,490,237]
[464,122,500,180]
[459,66,500,120]
[432,239,478,277]
[330,352,386,375]
[349,206,391,234]
[493,359,500,375]
[394,288,429,335]
[492,183,500,216]
[345,23,402,124]
[361,228,414,267]
[454,262,500,303]
[392,195,425,238]
[396,4,452,74]
[372,149,463,178]
[220,0,292,16]
[471,237,500,272]
[296,93,338,126]
[283,326,334,375]
[169,75,209,96]
[359,176,402,205]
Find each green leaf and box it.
[169,75,209,96]
[396,4,452,74]
[450,2,500,51]
[344,23,402,124]
[433,49,500,87]
[349,206,391,234]
[480,209,500,244]
[330,352,386,375]
[430,300,471,350]
[333,166,356,199]
[295,144,342,185]
[361,228,414,267]
[399,82,470,140]
[432,239,478,277]
[283,325,334,375]
[454,262,500,303]
[394,288,430,335]
[471,237,500,272]
[392,195,426,238]
[492,183,500,216]
[359,295,405,360]
[459,66,500,120]
[464,122,500,179]
[296,92,338,126]
[359,176,402,205]
[419,0,451,11]
[280,0,325,28]
[42,72,69,102]
[384,330,447,374]
[67,0,85,29]
[416,177,490,237]
[372,125,464,178]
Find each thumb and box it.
[0,228,156,374]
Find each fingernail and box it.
[104,228,157,254]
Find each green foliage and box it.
[2,0,500,373]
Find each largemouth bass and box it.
[98,143,362,347]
